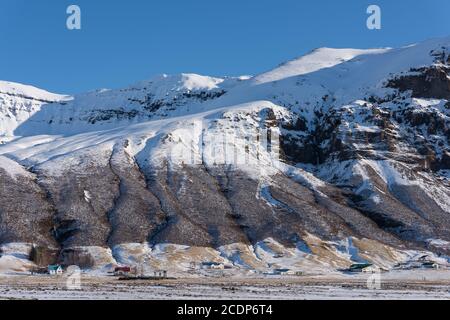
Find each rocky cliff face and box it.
[0,37,449,272]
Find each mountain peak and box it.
[0,80,69,102]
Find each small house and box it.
[273,268,294,275]
[201,262,225,270]
[153,270,168,278]
[114,266,131,276]
[48,265,63,275]
[348,263,374,273]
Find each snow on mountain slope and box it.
[0,36,449,273]
[240,37,450,108]
[0,81,70,140]
[3,36,449,138]
[0,155,34,181]
[7,73,248,137]
[251,47,390,84]
[0,101,285,177]
[0,81,68,102]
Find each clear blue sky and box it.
[1,0,449,94]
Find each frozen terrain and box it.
[1,270,449,300]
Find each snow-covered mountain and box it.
[0,37,449,274]
[0,81,70,140]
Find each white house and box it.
[201,262,225,270]
[48,265,63,275]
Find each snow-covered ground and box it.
[0,270,449,300]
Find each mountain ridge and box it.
[0,36,449,274]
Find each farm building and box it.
[153,270,168,278]
[201,262,225,270]
[264,268,303,276]
[48,265,63,275]
[273,268,296,275]
[394,259,441,270]
[114,266,132,276]
[348,263,377,273]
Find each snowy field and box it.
[0,270,449,300]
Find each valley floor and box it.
[0,270,449,300]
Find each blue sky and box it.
[1,0,449,94]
